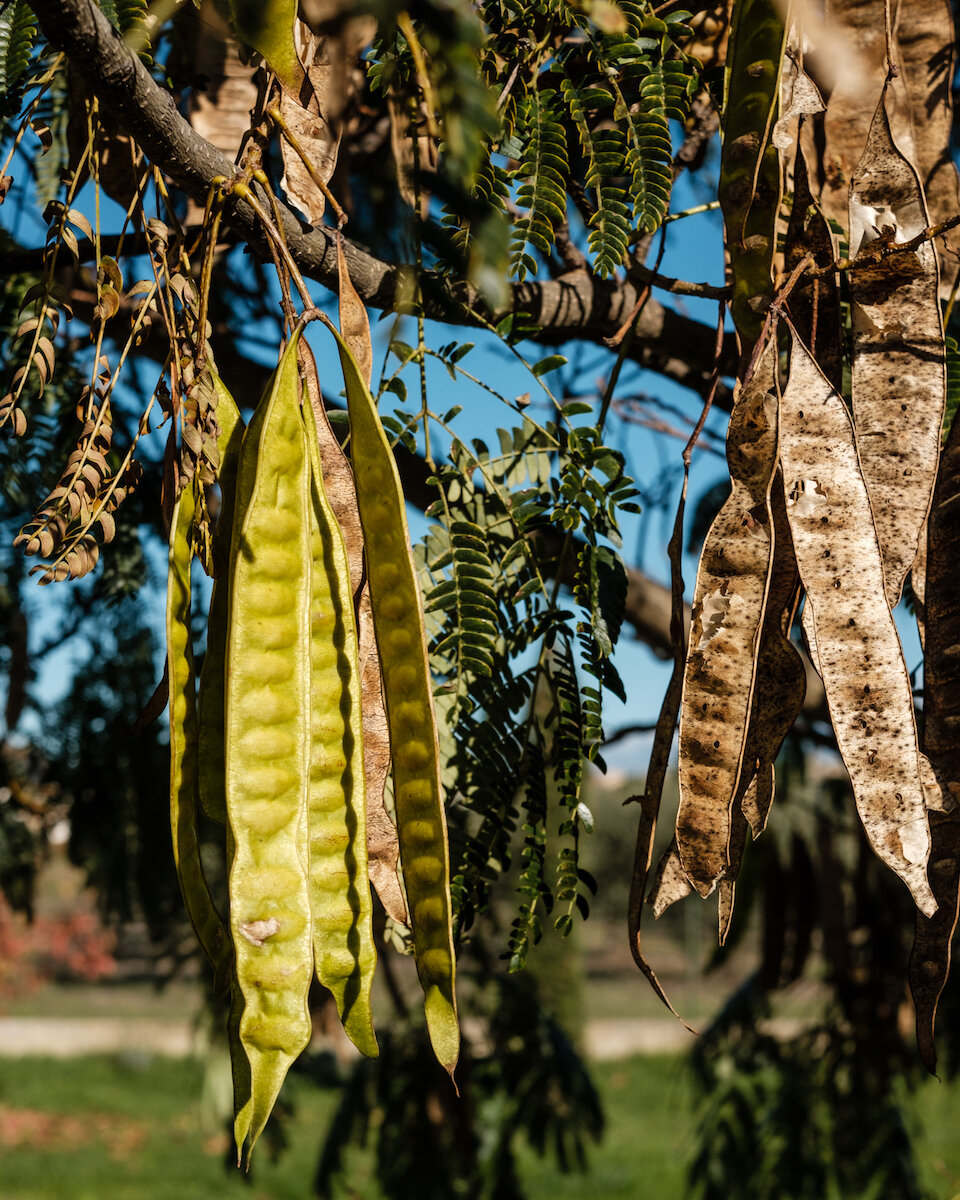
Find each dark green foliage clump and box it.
[315,970,604,1200]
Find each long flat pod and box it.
[166,482,230,985]
[225,333,314,1159]
[676,337,779,896]
[737,481,806,837]
[911,402,960,1070]
[197,371,245,826]
[302,397,378,1058]
[299,342,406,924]
[780,328,935,915]
[849,84,945,608]
[327,323,459,1076]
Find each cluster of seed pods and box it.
[165,329,458,1164]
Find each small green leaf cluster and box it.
[0,0,37,120]
[367,0,701,286]
[412,401,637,971]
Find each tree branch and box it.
[27,0,736,398]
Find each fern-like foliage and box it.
[625,67,673,232]
[509,89,569,281]
[413,404,637,969]
[559,75,630,276]
[368,0,700,282]
[0,0,37,119]
[425,508,499,686]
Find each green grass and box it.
[2,1052,960,1199]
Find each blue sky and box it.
[3,109,736,764]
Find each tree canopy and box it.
[1,0,960,1193]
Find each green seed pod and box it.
[718,0,786,353]
[197,371,245,825]
[325,324,459,1078]
[225,333,313,1161]
[302,394,378,1059]
[166,481,230,991]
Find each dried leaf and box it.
[817,0,913,232]
[780,327,935,915]
[718,877,736,944]
[848,85,944,608]
[628,472,696,1034]
[676,338,780,896]
[299,341,364,596]
[276,17,370,223]
[647,838,693,917]
[772,55,825,151]
[358,589,407,925]
[278,21,341,224]
[740,765,774,838]
[299,342,404,919]
[337,233,373,388]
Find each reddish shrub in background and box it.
[0,892,116,997]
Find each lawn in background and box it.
[0,1053,686,1200]
[1,1052,960,1199]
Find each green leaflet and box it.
[166,481,230,990]
[718,0,787,353]
[559,75,630,277]
[326,324,460,1078]
[96,0,146,34]
[226,0,303,96]
[302,392,378,1059]
[197,371,245,826]
[510,89,569,282]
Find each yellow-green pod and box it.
[225,333,313,1161]
[302,398,378,1057]
[198,371,245,826]
[325,325,459,1077]
[166,481,230,990]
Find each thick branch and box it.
[29,0,736,396]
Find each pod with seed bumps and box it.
[197,371,245,826]
[324,324,459,1077]
[225,332,314,1161]
[166,481,230,988]
[301,393,378,1058]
